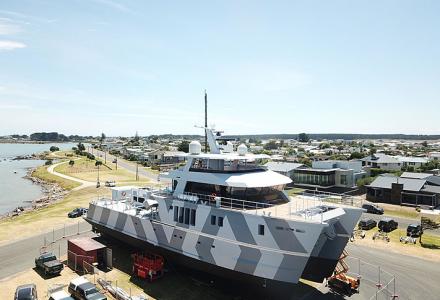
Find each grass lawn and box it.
[286,188,306,197]
[0,186,110,244]
[355,226,440,260]
[382,205,420,220]
[32,164,81,190]
[54,157,150,183]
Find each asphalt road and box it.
[346,243,440,300]
[0,221,93,280]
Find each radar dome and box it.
[189,141,202,154]
[237,144,248,156]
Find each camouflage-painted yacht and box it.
[85,128,362,291]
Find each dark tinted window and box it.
[258,224,265,235]
[218,216,224,227]
[211,215,216,225]
[190,209,196,226]
[17,288,32,299]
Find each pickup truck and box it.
[35,252,64,276]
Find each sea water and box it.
[0,143,75,215]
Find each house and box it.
[264,162,304,179]
[394,156,428,169]
[366,175,439,207]
[291,160,367,191]
[361,153,401,171]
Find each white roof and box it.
[180,169,292,188]
[111,186,139,191]
[400,172,432,179]
[70,276,88,286]
[49,290,73,300]
[177,152,270,161]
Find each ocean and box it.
[0,143,76,215]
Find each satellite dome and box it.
[189,141,202,154]
[237,144,248,156]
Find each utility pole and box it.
[204,90,208,153]
[104,151,107,164]
[136,161,139,181]
[115,158,118,170]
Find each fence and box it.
[39,221,92,258]
[345,255,398,300]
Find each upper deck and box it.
[92,188,356,224]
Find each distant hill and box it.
[222,133,440,141]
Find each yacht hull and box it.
[88,220,301,297]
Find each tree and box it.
[69,160,75,167]
[349,152,365,160]
[420,216,440,245]
[100,132,106,144]
[263,140,278,150]
[177,140,190,153]
[319,143,330,149]
[298,133,309,143]
[95,160,103,167]
[49,146,59,152]
[77,143,86,152]
[45,159,53,165]
[369,147,377,154]
[422,141,428,148]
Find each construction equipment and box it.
[350,229,366,242]
[373,231,390,242]
[132,252,164,282]
[327,250,360,294]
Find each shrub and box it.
[49,146,60,152]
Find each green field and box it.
[32,164,81,190]
[54,157,150,183]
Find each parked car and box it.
[35,252,63,276]
[378,218,398,233]
[105,180,116,187]
[15,284,38,300]
[407,224,423,237]
[49,290,74,300]
[68,208,87,218]
[68,277,106,300]
[362,203,384,215]
[358,219,377,230]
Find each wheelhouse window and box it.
[184,181,287,205]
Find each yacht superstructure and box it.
[85,128,362,290]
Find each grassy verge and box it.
[0,186,110,243]
[54,157,149,183]
[383,206,420,220]
[32,164,81,190]
[286,188,306,197]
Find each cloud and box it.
[0,10,56,24]
[0,40,26,51]
[91,0,134,14]
[0,17,22,35]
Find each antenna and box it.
[204,90,208,153]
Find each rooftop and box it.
[68,237,106,251]
[368,176,426,192]
[264,161,304,172]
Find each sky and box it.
[0,0,439,136]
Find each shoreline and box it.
[0,166,68,220]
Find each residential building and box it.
[366,175,439,207]
[264,162,304,179]
[361,153,401,171]
[292,160,367,190]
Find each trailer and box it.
[132,252,164,282]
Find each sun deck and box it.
[92,190,355,224]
